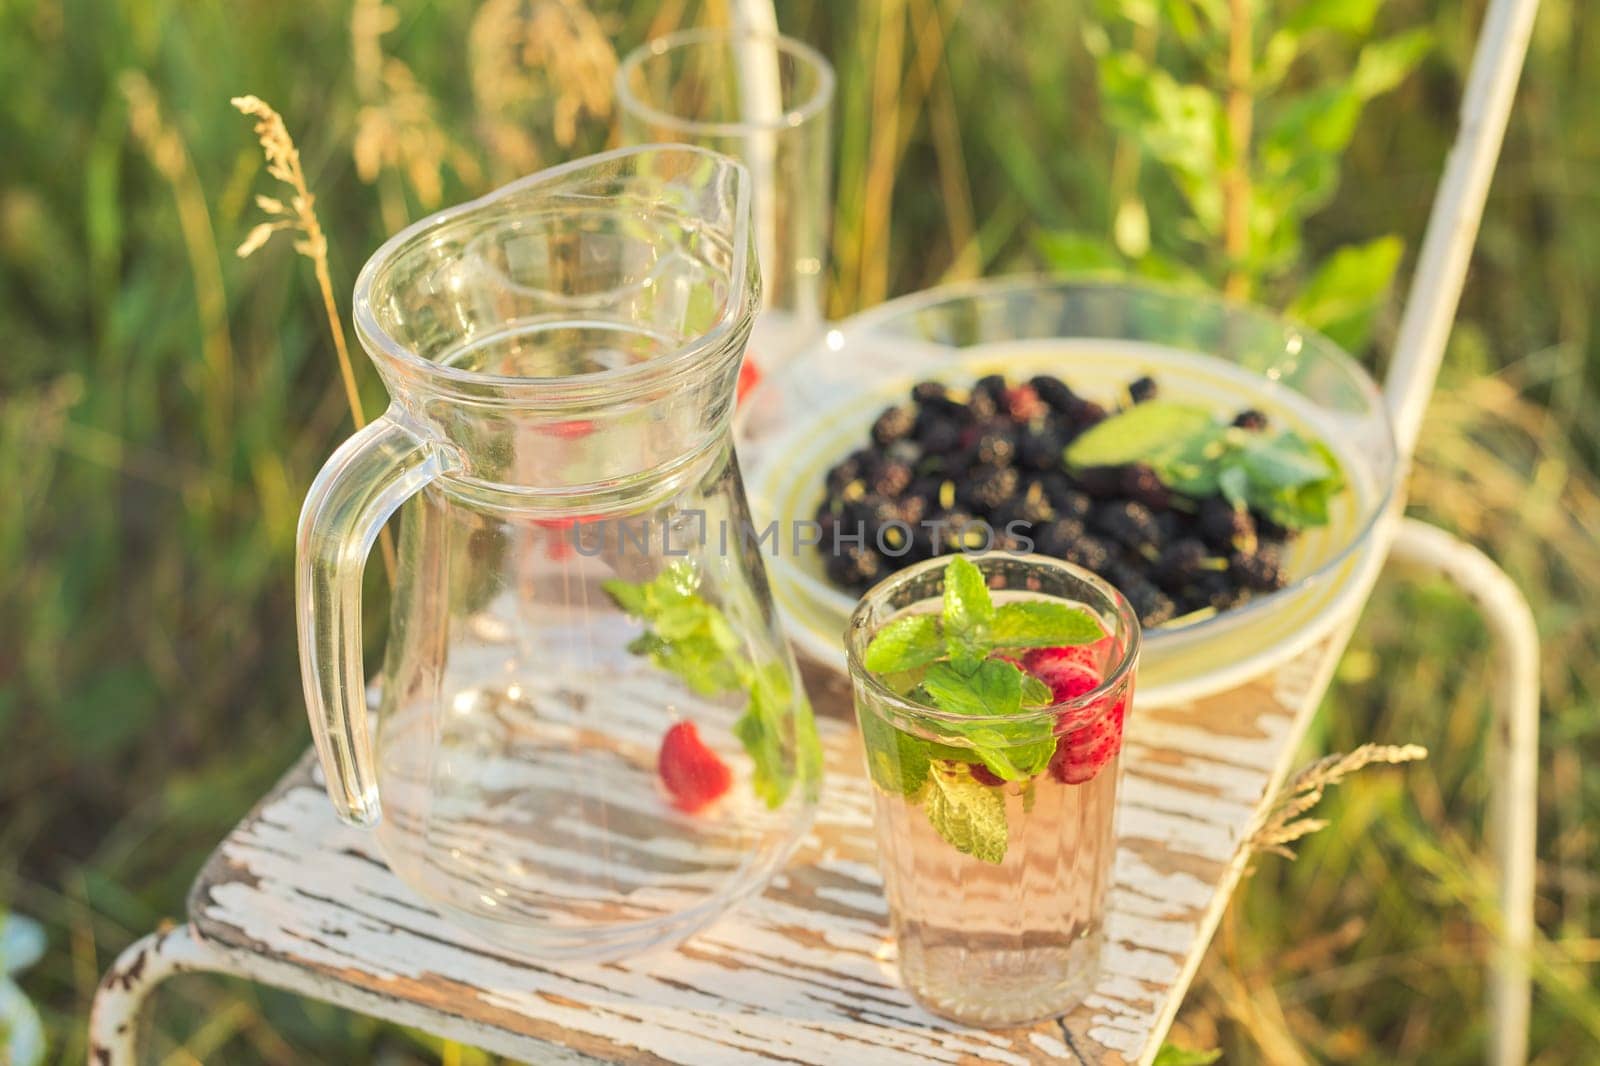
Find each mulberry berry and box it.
[1199,497,1258,554]
[1120,462,1171,510]
[958,464,1019,513]
[1155,538,1212,586]
[1185,571,1243,612]
[869,457,914,498]
[1229,546,1286,591]
[1091,500,1163,552]
[1127,376,1158,404]
[1232,408,1268,431]
[1035,517,1086,559]
[972,423,1018,467]
[871,405,916,446]
[1066,397,1109,431]
[1029,374,1077,413]
[1073,464,1125,499]
[825,544,885,591]
[911,380,950,406]
[969,374,1009,418]
[1063,534,1114,572]
[914,412,963,454]
[1018,425,1066,471]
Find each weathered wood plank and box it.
[190,638,1336,1065]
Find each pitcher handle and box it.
[296,407,447,826]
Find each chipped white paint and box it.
[138,635,1340,1066]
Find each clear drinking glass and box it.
[616,28,834,364]
[845,553,1140,1026]
[296,145,820,962]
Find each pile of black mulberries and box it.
[815,373,1295,628]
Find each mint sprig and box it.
[857,555,1100,864]
[1064,400,1345,529]
[604,564,819,809]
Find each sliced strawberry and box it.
[1023,637,1114,676]
[658,721,732,812]
[1027,656,1101,706]
[1050,726,1119,784]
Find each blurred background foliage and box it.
[1,0,1597,1061]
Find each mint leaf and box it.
[1237,430,1335,488]
[921,659,1057,781]
[863,613,946,674]
[1217,464,1250,509]
[961,721,1057,780]
[941,555,994,658]
[991,601,1103,648]
[922,659,1022,717]
[1020,673,1054,708]
[858,709,932,797]
[1065,401,1215,468]
[736,663,797,808]
[606,566,815,810]
[924,763,1007,864]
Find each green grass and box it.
[2,0,1598,1061]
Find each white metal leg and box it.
[88,924,228,1066]
[1387,519,1540,1066]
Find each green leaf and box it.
[1035,230,1125,276]
[1238,431,1337,489]
[1286,0,1384,36]
[1020,673,1055,708]
[863,613,946,674]
[924,764,1008,864]
[922,659,1023,718]
[1065,401,1216,469]
[1351,29,1433,100]
[991,601,1104,648]
[1218,464,1250,509]
[941,555,995,655]
[1152,1044,1222,1066]
[1288,235,1405,351]
[859,710,932,798]
[736,664,798,809]
[964,725,1057,781]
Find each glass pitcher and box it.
[296,145,821,962]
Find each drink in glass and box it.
[845,552,1139,1025]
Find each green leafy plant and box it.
[858,556,1102,862]
[1040,0,1431,352]
[1066,399,1345,527]
[603,563,821,808]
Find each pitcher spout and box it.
[350,145,761,498]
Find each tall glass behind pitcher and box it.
[296,146,821,962]
[617,29,834,365]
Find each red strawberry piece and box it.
[1005,384,1047,422]
[970,763,1005,787]
[1024,654,1101,706]
[1048,688,1130,784]
[658,721,732,813]
[549,419,594,440]
[1023,637,1113,675]
[736,357,762,404]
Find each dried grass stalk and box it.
[121,72,235,456]
[1250,743,1429,860]
[351,0,482,226]
[469,0,617,182]
[231,94,396,581]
